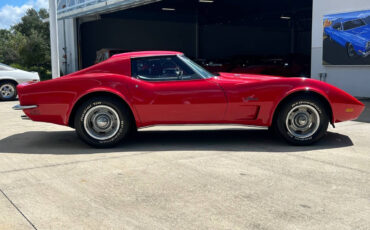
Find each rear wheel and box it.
[274,96,329,145]
[74,96,133,148]
[0,81,17,101]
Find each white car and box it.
[0,63,40,101]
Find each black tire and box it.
[274,96,329,145]
[74,96,133,148]
[0,81,17,101]
[347,43,359,59]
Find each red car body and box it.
[16,51,364,131]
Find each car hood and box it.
[212,72,313,90]
[216,72,283,83]
[346,25,370,40]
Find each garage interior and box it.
[78,0,313,77]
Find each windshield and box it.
[343,19,366,30]
[364,16,370,24]
[178,55,215,79]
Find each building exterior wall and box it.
[312,0,370,98]
[58,18,78,75]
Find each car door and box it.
[331,22,347,46]
[129,56,227,125]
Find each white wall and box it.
[312,0,370,97]
[58,18,78,75]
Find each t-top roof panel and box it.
[57,0,161,19]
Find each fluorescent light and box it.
[280,16,291,20]
[199,0,214,3]
[162,8,176,11]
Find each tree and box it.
[0,29,12,63]
[0,31,27,64]
[12,9,49,38]
[1,8,51,80]
[20,31,50,67]
[13,9,51,69]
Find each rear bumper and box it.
[13,104,38,121]
[12,104,38,110]
[21,115,31,120]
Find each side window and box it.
[332,22,342,30]
[131,56,202,81]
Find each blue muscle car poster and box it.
[323,10,370,65]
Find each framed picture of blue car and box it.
[323,10,370,65]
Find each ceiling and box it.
[100,0,312,30]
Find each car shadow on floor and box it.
[0,129,353,155]
[0,98,18,102]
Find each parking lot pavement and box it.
[0,100,369,230]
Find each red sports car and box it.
[13,51,364,147]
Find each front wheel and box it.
[0,81,17,101]
[347,43,359,59]
[74,97,133,148]
[275,96,329,145]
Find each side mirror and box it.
[163,68,183,78]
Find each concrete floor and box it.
[0,100,369,230]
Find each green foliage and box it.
[0,8,51,81]
[19,30,50,67]
[0,32,27,64]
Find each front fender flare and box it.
[268,87,334,126]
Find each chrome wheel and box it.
[285,104,320,139]
[83,105,121,141]
[0,84,15,99]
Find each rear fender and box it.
[67,87,141,127]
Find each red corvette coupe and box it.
[13,51,364,147]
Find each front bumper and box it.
[12,104,38,110]
[359,50,370,57]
